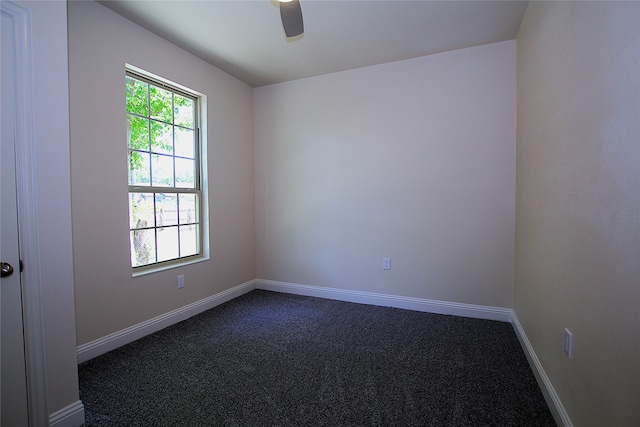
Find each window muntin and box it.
[126,71,202,269]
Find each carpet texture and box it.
[79,290,556,426]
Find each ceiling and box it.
[98,0,529,87]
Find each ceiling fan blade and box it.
[280,0,304,37]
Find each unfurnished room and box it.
[1,1,638,426]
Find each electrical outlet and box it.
[564,328,572,359]
[383,258,391,270]
[177,274,185,289]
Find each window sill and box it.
[131,255,209,278]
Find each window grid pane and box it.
[126,71,201,269]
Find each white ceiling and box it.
[98,0,528,87]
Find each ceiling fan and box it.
[278,0,304,37]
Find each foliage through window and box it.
[126,71,202,269]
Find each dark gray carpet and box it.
[79,290,556,426]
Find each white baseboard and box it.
[77,279,510,364]
[512,312,573,427]
[75,277,568,426]
[76,279,256,363]
[49,400,85,427]
[255,279,512,322]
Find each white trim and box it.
[1,2,49,426]
[49,401,85,427]
[255,279,512,322]
[77,279,256,363]
[77,278,512,364]
[512,313,573,427]
[75,277,570,425]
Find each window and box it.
[126,70,203,270]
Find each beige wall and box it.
[254,41,516,307]
[65,1,640,424]
[68,0,256,345]
[515,2,640,425]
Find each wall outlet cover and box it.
[564,328,572,359]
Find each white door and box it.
[1,10,30,426]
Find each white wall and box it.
[68,1,255,346]
[254,41,516,308]
[515,2,640,425]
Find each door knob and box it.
[1,262,14,278]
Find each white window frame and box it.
[125,66,209,275]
